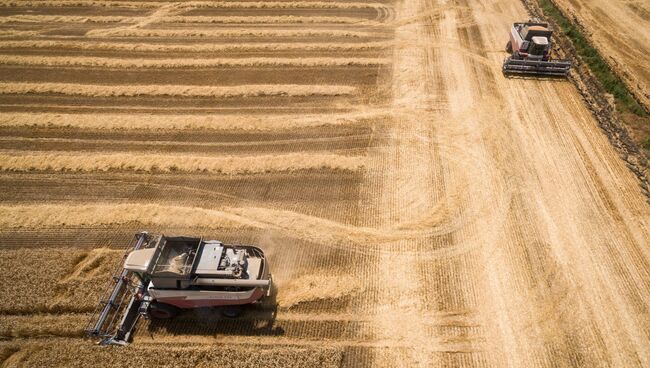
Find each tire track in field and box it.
[367,0,440,365]
[442,0,650,366]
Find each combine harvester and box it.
[85,232,272,345]
[503,20,572,77]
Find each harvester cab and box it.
[85,232,272,346]
[503,20,572,77]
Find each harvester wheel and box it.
[506,41,512,53]
[221,306,243,318]
[148,302,179,319]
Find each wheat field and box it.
[0,0,649,367]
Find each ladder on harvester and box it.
[85,231,150,345]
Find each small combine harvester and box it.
[503,20,572,77]
[85,232,272,345]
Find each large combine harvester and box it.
[85,232,272,345]
[503,20,572,77]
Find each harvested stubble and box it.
[0,55,389,68]
[0,339,343,367]
[0,82,356,98]
[0,112,383,130]
[0,248,123,314]
[0,152,364,173]
[0,314,87,338]
[0,40,390,52]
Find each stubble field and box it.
[0,0,649,367]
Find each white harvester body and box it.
[503,20,572,77]
[86,232,272,345]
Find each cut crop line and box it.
[0,111,385,130]
[0,40,391,52]
[0,55,390,68]
[83,28,375,38]
[135,335,480,351]
[0,1,390,10]
[0,82,356,98]
[0,15,381,25]
[0,152,364,173]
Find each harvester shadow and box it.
[143,291,284,338]
[502,72,570,81]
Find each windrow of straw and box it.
[158,15,377,24]
[0,15,131,23]
[0,203,265,229]
[0,55,389,68]
[84,28,373,38]
[0,112,383,130]
[0,0,389,9]
[0,152,365,173]
[0,29,39,37]
[0,82,356,97]
[0,15,377,24]
[0,40,391,52]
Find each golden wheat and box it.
[0,82,356,97]
[0,339,343,367]
[0,40,390,52]
[0,248,123,314]
[0,112,382,130]
[0,152,364,173]
[0,55,389,68]
[0,314,87,338]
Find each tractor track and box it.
[520,0,650,202]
